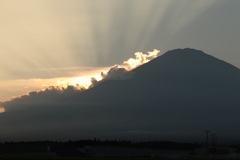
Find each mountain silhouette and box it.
[1,48,240,142]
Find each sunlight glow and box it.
[0,49,159,103]
[56,49,160,89]
[0,107,5,113]
[56,74,102,89]
[3,49,160,102]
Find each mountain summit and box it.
[1,48,240,142]
[134,48,240,81]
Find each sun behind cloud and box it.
[0,49,160,103]
[55,49,160,90]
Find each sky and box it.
[0,0,240,101]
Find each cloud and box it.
[89,49,160,87]
[2,48,240,142]
[124,49,160,70]
[90,65,129,87]
[56,49,160,88]
[0,49,161,140]
[1,50,164,140]
[3,49,160,107]
[101,65,128,80]
[90,65,128,87]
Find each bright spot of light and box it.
[56,73,103,89]
[0,107,5,113]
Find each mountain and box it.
[1,48,240,142]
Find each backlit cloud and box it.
[3,49,160,105]
[124,49,159,70]
[59,49,160,89]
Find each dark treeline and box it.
[1,139,238,158]
[0,139,201,151]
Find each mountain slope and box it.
[78,48,240,111]
[1,48,240,142]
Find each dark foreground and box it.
[1,157,240,160]
[1,140,240,159]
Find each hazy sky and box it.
[0,0,240,101]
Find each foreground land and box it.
[0,158,240,160]
[0,140,239,159]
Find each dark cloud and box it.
[101,65,128,80]
[89,65,128,88]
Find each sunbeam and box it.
[0,0,237,102]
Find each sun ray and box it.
[0,0,225,102]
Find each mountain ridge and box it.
[132,48,240,81]
[1,48,240,142]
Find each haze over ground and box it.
[0,0,240,101]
